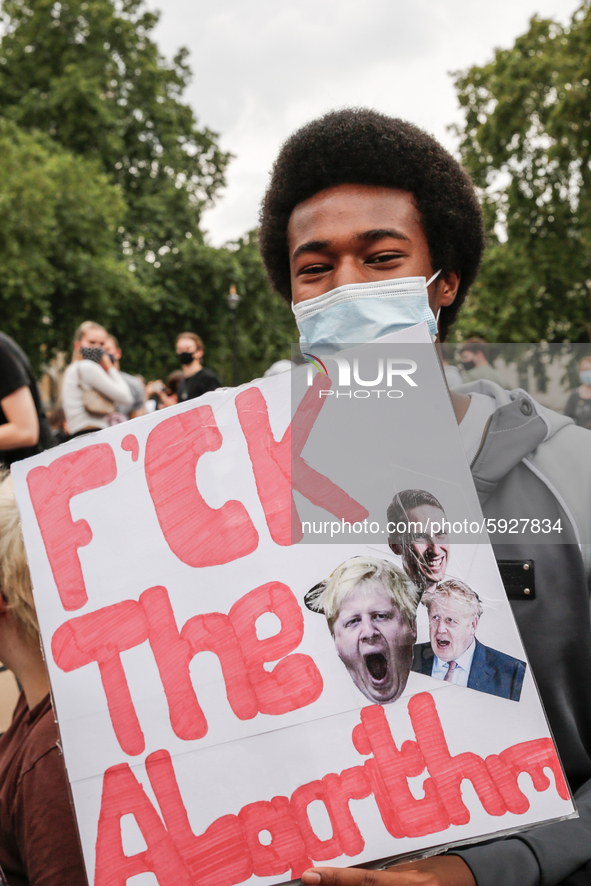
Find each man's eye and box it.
[345,617,360,628]
[299,263,329,276]
[374,612,392,621]
[365,252,402,264]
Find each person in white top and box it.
[61,321,133,437]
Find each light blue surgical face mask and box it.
[292,272,441,350]
[580,370,591,386]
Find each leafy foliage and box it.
[0,0,296,380]
[121,231,298,385]
[0,118,143,370]
[452,2,591,343]
[0,0,228,219]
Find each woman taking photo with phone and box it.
[61,321,133,438]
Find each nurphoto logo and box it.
[303,353,418,399]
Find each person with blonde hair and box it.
[61,320,133,437]
[413,579,526,701]
[0,471,86,884]
[305,556,419,705]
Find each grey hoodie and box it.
[452,381,591,886]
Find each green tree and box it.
[0,0,228,233]
[124,230,298,384]
[0,118,143,371]
[0,0,296,382]
[222,231,298,382]
[452,2,591,343]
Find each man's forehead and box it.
[407,503,444,516]
[340,580,393,606]
[287,184,423,252]
[431,597,472,617]
[406,503,446,528]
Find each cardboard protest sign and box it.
[11,334,574,886]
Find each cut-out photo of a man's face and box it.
[387,489,450,596]
[305,557,418,705]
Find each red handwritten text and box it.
[26,444,117,610]
[94,692,569,886]
[235,376,368,545]
[51,583,323,755]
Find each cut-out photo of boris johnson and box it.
[305,557,420,705]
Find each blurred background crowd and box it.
[0,0,591,880]
[2,323,591,481]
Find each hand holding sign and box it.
[301,856,476,886]
[11,356,573,886]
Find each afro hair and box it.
[259,108,485,341]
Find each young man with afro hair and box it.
[258,108,591,886]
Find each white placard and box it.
[11,336,573,886]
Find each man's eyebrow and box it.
[291,228,410,262]
[291,240,329,262]
[358,228,410,242]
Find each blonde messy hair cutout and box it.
[0,471,39,639]
[422,579,483,619]
[305,556,419,634]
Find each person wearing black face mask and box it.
[458,341,509,388]
[61,321,133,436]
[175,332,221,403]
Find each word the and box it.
[52,583,323,756]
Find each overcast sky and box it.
[152,0,579,247]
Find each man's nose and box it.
[359,616,380,640]
[331,258,369,290]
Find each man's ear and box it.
[389,542,403,556]
[436,270,461,309]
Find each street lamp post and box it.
[227,285,241,386]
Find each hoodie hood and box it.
[455,380,573,504]
[458,380,590,570]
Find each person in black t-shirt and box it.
[175,331,221,402]
[0,333,53,467]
